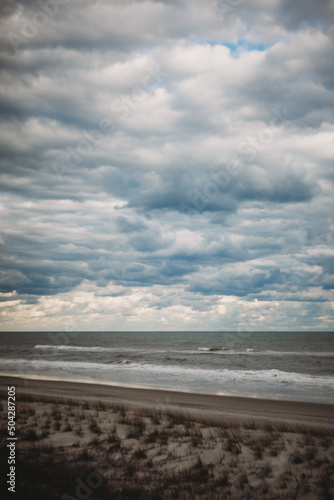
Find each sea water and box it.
[0,331,333,403]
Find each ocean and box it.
[0,331,333,404]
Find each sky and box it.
[0,0,334,332]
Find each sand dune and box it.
[0,374,333,499]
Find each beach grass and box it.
[1,391,333,499]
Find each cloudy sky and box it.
[0,0,334,331]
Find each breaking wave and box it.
[2,358,334,389]
[33,345,334,357]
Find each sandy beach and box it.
[1,373,334,426]
[1,374,333,499]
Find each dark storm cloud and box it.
[239,29,334,128]
[275,0,334,30]
[188,267,282,297]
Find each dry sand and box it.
[0,374,333,499]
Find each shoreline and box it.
[0,371,332,404]
[1,373,333,427]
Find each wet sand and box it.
[1,373,333,427]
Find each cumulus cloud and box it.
[0,0,333,330]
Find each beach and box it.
[1,374,333,499]
[1,374,334,427]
